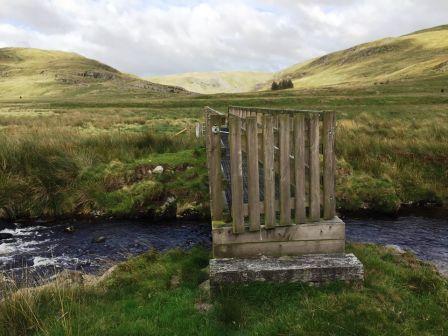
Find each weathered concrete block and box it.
[210,253,364,289]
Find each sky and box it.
[0,0,447,76]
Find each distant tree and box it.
[271,79,293,91]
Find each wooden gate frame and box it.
[205,106,345,258]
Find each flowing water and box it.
[345,211,448,276]
[0,220,210,284]
[1,211,447,283]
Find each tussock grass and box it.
[1,244,447,335]
[0,126,202,219]
[0,72,447,219]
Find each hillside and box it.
[0,48,186,100]
[270,25,448,89]
[147,71,272,94]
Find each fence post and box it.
[294,114,306,223]
[229,115,245,233]
[246,117,260,231]
[323,111,336,219]
[279,114,291,226]
[309,114,320,221]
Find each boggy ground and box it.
[0,75,447,220]
[1,243,447,335]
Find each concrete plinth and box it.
[210,253,364,289]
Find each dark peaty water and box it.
[1,213,448,283]
[345,213,448,276]
[0,220,210,284]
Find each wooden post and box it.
[246,117,260,231]
[309,114,320,221]
[294,114,306,223]
[263,115,275,228]
[208,114,224,221]
[323,111,336,219]
[229,115,245,233]
[279,114,291,226]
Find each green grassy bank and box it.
[0,76,447,220]
[1,243,447,335]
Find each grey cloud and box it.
[0,0,447,76]
[0,0,75,34]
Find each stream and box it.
[1,211,447,284]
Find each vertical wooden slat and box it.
[246,117,260,231]
[279,114,291,226]
[323,111,336,219]
[263,115,275,228]
[309,113,320,221]
[294,114,306,223]
[208,114,224,221]
[204,108,211,171]
[229,115,245,233]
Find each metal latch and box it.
[212,126,220,134]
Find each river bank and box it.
[2,243,448,336]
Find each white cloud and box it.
[0,0,447,76]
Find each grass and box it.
[1,75,447,220]
[1,243,447,335]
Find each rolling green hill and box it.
[147,25,448,93]
[0,48,187,100]
[147,71,272,94]
[269,25,448,89]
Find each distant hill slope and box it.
[147,71,272,94]
[268,25,448,89]
[0,48,186,100]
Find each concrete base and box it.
[209,253,364,289]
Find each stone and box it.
[199,280,211,296]
[195,302,213,313]
[64,226,75,233]
[92,236,106,243]
[0,233,13,240]
[156,197,177,220]
[209,253,364,291]
[49,270,85,286]
[170,275,181,288]
[385,244,406,255]
[153,165,164,174]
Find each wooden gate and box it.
[205,106,345,258]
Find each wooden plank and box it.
[229,115,245,233]
[309,114,320,221]
[213,239,345,258]
[294,114,306,224]
[208,115,224,221]
[204,108,211,171]
[212,217,345,245]
[263,114,276,228]
[323,112,336,219]
[246,117,260,231]
[243,196,321,217]
[279,114,291,225]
